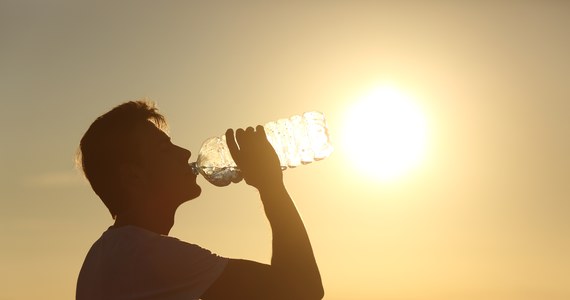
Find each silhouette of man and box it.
[76,101,324,300]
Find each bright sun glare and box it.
[342,85,428,182]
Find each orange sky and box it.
[1,2,569,299]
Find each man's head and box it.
[77,101,200,219]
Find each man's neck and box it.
[114,207,176,235]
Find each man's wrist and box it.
[256,179,286,195]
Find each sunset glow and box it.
[342,85,428,181]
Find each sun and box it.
[342,85,428,182]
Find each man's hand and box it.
[225,126,283,190]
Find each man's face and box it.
[132,121,201,206]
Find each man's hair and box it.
[76,100,168,219]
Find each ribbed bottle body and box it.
[192,111,333,186]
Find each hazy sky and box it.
[1,1,569,299]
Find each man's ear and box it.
[118,163,147,189]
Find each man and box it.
[76,101,324,300]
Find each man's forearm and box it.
[258,182,324,299]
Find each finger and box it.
[239,127,255,147]
[235,128,246,147]
[225,128,240,165]
[256,125,265,134]
[255,125,266,141]
[245,126,255,139]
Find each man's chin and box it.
[187,185,201,200]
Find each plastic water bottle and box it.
[190,111,333,186]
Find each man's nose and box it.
[178,146,191,161]
[184,148,191,161]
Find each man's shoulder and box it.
[90,225,181,253]
[77,226,228,299]
[90,225,225,261]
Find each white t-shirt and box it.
[77,225,228,300]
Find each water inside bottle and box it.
[190,162,242,187]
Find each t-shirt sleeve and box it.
[133,234,229,299]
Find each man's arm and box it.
[201,126,324,300]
